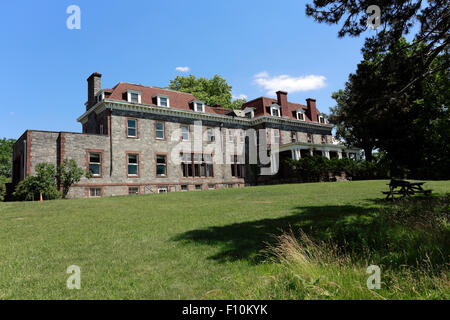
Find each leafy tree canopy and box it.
[167,74,246,110]
[306,0,449,91]
[0,138,16,179]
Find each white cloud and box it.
[175,66,190,73]
[253,71,326,96]
[232,94,247,100]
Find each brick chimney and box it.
[276,91,288,117]
[87,72,102,111]
[306,98,319,122]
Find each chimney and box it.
[306,98,318,122]
[87,72,102,110]
[276,91,288,117]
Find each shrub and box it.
[13,163,61,201]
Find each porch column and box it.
[324,151,330,159]
[338,151,342,159]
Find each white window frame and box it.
[296,109,305,121]
[318,115,325,124]
[158,187,168,194]
[193,100,205,112]
[244,107,254,119]
[206,128,215,142]
[270,104,281,117]
[127,119,138,137]
[96,92,104,103]
[127,90,142,104]
[156,95,170,107]
[127,154,139,176]
[89,188,102,198]
[181,125,190,141]
[88,152,102,177]
[155,121,165,140]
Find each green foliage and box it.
[0,180,5,202]
[12,159,86,201]
[57,159,85,199]
[167,74,246,109]
[285,155,388,182]
[13,163,60,201]
[0,138,16,179]
[329,39,450,179]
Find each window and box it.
[156,154,167,176]
[127,119,138,138]
[127,154,139,176]
[239,130,245,143]
[297,110,305,121]
[318,115,325,124]
[206,128,215,142]
[158,187,168,194]
[181,125,189,141]
[244,109,254,118]
[307,134,313,144]
[96,92,104,103]
[230,155,245,178]
[180,153,214,178]
[155,121,165,139]
[273,129,280,144]
[270,105,281,117]
[195,184,202,190]
[128,187,139,195]
[195,102,204,112]
[181,185,188,191]
[228,129,234,143]
[291,132,297,143]
[321,135,327,144]
[208,184,215,190]
[88,152,102,177]
[157,95,169,107]
[99,124,104,135]
[126,90,141,104]
[89,188,102,197]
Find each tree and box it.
[305,0,449,89]
[167,74,246,109]
[0,138,16,180]
[57,159,85,199]
[329,39,450,178]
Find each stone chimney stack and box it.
[306,98,318,122]
[87,72,102,111]
[276,91,288,117]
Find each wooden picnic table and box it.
[382,179,432,200]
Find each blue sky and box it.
[0,0,370,139]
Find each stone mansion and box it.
[11,73,360,198]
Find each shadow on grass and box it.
[172,204,380,264]
[172,198,449,271]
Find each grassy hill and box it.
[0,180,448,299]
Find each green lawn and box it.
[0,180,448,299]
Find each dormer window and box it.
[270,104,281,117]
[296,109,305,121]
[96,92,104,103]
[127,90,141,104]
[318,115,325,124]
[194,101,205,112]
[244,107,254,119]
[157,95,170,107]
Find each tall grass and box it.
[235,195,450,300]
